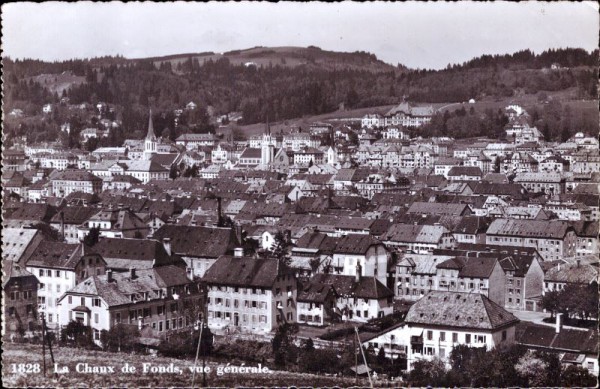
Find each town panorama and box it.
[2,46,599,387]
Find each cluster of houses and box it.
[2,102,598,375]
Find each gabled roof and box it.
[153,225,239,258]
[407,202,471,217]
[50,206,98,225]
[486,218,572,239]
[2,260,37,287]
[91,238,183,269]
[239,148,262,159]
[405,291,519,330]
[24,241,101,270]
[544,262,598,284]
[64,265,195,307]
[382,224,448,244]
[202,255,285,288]
[310,273,393,300]
[294,232,339,254]
[297,283,337,303]
[51,170,102,182]
[447,166,483,177]
[516,322,598,355]
[334,234,382,255]
[1,228,42,263]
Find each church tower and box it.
[261,120,274,166]
[144,110,157,160]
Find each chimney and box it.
[107,269,113,282]
[60,211,65,240]
[163,238,172,256]
[555,313,563,334]
[355,263,362,283]
[129,267,136,279]
[234,247,244,257]
[234,223,243,245]
[217,196,223,227]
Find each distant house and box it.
[362,291,519,370]
[513,172,565,195]
[50,170,103,197]
[76,208,150,241]
[23,241,107,331]
[486,219,577,261]
[153,225,240,278]
[3,261,39,336]
[202,254,298,334]
[381,224,455,254]
[543,261,598,295]
[447,166,483,181]
[57,266,203,346]
[237,148,262,168]
[517,321,598,376]
[175,133,217,150]
[1,228,44,263]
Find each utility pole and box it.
[43,316,57,378]
[41,316,46,376]
[191,320,204,388]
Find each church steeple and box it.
[146,109,156,141]
[144,109,157,160]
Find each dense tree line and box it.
[2,48,597,142]
[408,344,596,388]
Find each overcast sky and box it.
[2,1,598,69]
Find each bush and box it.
[298,348,340,374]
[213,339,272,364]
[319,325,363,341]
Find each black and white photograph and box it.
[1,1,599,387]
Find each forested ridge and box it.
[2,47,597,144]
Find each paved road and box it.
[436,102,463,113]
[508,309,588,331]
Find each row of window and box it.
[209,311,268,324]
[209,298,267,309]
[9,290,34,300]
[7,304,35,316]
[37,269,68,278]
[64,296,103,307]
[298,314,322,323]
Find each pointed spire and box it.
[265,114,270,136]
[146,109,156,140]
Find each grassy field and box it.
[217,104,396,138]
[2,342,371,388]
[26,73,86,95]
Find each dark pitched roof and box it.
[91,238,183,269]
[295,232,339,254]
[24,241,100,270]
[405,291,519,330]
[310,273,393,300]
[202,255,285,288]
[516,322,598,355]
[153,225,239,258]
[447,166,483,177]
[50,206,98,225]
[51,170,102,182]
[486,219,572,239]
[407,202,471,217]
[64,265,196,307]
[297,283,336,303]
[334,234,383,255]
[2,260,37,287]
